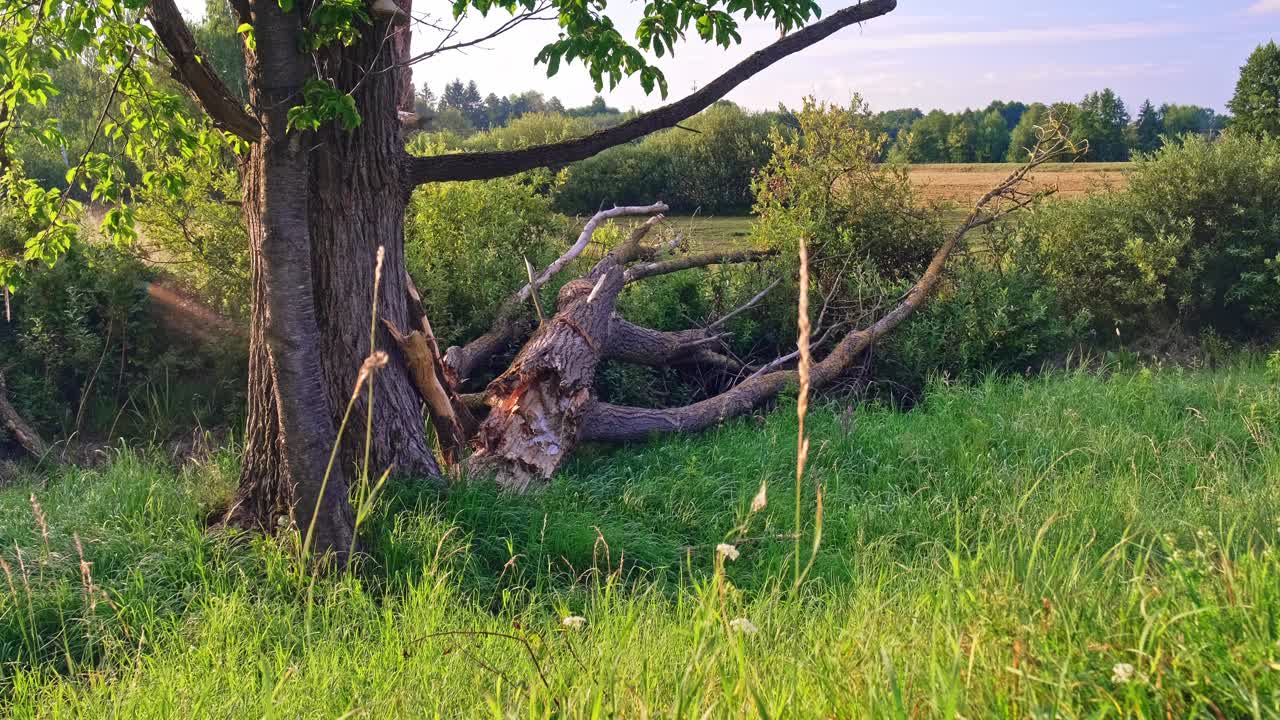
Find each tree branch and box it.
[604,318,725,366]
[442,203,667,382]
[0,372,49,459]
[147,0,260,141]
[580,123,1074,442]
[405,0,897,185]
[623,248,776,283]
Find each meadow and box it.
[908,162,1132,206]
[3,361,1278,718]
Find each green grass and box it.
[3,364,1279,717]
[599,213,757,254]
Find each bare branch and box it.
[709,278,781,330]
[580,122,1076,442]
[406,0,898,185]
[443,203,667,381]
[624,248,776,283]
[147,0,259,141]
[396,2,556,68]
[520,203,667,303]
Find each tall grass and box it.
[2,362,1279,717]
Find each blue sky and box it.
[179,1,1278,115]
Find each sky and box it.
[178,0,1279,115]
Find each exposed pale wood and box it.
[0,373,48,459]
[384,320,471,465]
[442,203,667,383]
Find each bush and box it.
[1023,132,1280,342]
[891,239,1088,382]
[0,239,152,435]
[553,102,776,214]
[462,112,597,151]
[748,97,946,355]
[1126,132,1280,338]
[404,173,572,350]
[1018,192,1178,335]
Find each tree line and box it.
[885,92,1227,163]
[416,79,624,135]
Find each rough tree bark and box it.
[222,0,354,554]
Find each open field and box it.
[910,162,1132,207]
[4,364,1279,717]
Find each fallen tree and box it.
[388,125,1074,490]
[0,372,48,460]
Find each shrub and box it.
[462,112,596,151]
[1017,192,1179,335]
[553,102,776,214]
[404,174,571,350]
[891,237,1088,382]
[1023,132,1280,342]
[1126,132,1280,338]
[0,239,153,435]
[748,97,946,354]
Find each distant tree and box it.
[463,81,486,128]
[986,100,1028,130]
[441,79,468,112]
[899,110,952,162]
[1006,103,1048,161]
[1229,41,1280,137]
[946,117,977,162]
[414,83,437,120]
[974,110,1010,162]
[567,95,620,117]
[418,82,436,110]
[484,93,511,129]
[1132,99,1163,154]
[547,96,566,114]
[1073,89,1129,161]
[876,108,923,142]
[508,91,546,118]
[1159,104,1223,140]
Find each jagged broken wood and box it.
[0,372,48,459]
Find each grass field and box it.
[909,162,1132,207]
[3,362,1279,718]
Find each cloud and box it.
[1246,0,1280,13]
[842,22,1191,52]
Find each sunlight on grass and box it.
[2,364,1278,717]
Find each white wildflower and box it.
[561,615,587,630]
[1111,662,1143,684]
[716,543,740,561]
[728,618,758,635]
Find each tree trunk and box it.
[306,9,441,485]
[227,2,438,552]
